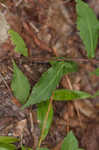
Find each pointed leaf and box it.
[8,29,28,56]
[11,61,30,104]
[37,100,53,140]
[76,0,99,58]
[53,89,91,101]
[0,136,18,144]
[23,61,78,108]
[61,131,83,150]
[23,62,64,108]
[0,143,16,150]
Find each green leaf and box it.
[11,61,30,104]
[63,61,78,74]
[93,90,99,98]
[91,68,99,76]
[37,148,49,150]
[21,145,32,150]
[0,136,18,144]
[23,61,78,108]
[8,29,28,56]
[22,62,64,108]
[0,143,16,150]
[53,89,91,101]
[76,0,99,58]
[21,146,25,150]
[61,131,83,150]
[37,100,53,140]
[49,57,65,66]
[50,60,78,74]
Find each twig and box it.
[15,0,23,7]
[29,56,99,64]
[29,111,34,135]
[38,93,54,148]
[29,22,39,33]
[0,2,8,9]
[23,22,52,52]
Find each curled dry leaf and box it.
[74,100,98,119]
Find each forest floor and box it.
[0,0,99,150]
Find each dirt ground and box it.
[0,0,99,150]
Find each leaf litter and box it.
[0,0,99,150]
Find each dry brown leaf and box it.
[13,119,27,137]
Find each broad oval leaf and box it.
[11,61,30,104]
[61,131,83,150]
[8,29,28,56]
[76,0,99,58]
[23,61,78,108]
[53,89,91,101]
[37,100,53,140]
[0,136,18,144]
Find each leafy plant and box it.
[8,0,99,149]
[23,61,78,108]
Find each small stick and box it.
[29,22,39,33]
[0,2,8,9]
[29,56,99,64]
